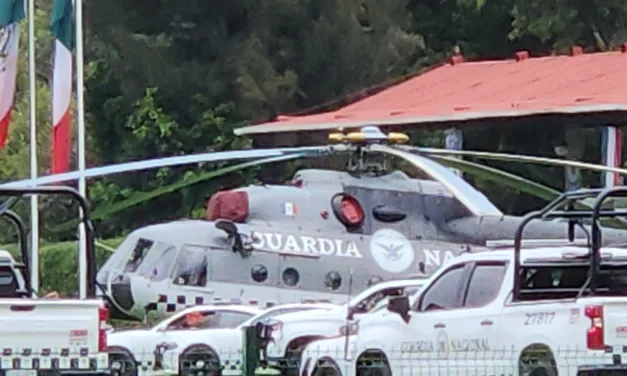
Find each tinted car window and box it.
[417,265,465,311]
[215,311,255,328]
[464,263,507,308]
[251,306,328,325]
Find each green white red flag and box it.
[50,0,74,173]
[0,0,24,148]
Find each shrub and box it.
[1,238,124,295]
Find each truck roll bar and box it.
[513,186,627,301]
[0,186,97,298]
[1,210,30,293]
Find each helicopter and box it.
[3,126,627,321]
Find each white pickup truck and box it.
[0,187,111,375]
[298,243,627,376]
[260,279,424,376]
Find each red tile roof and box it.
[236,47,627,135]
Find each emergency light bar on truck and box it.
[513,186,627,302]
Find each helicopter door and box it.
[277,252,350,303]
[208,248,280,306]
[170,244,212,296]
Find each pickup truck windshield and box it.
[520,264,627,300]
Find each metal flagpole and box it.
[28,0,39,296]
[75,0,87,299]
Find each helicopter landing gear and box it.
[179,345,221,376]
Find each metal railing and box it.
[108,340,625,376]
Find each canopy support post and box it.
[445,127,463,177]
[601,125,623,188]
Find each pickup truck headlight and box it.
[339,322,359,336]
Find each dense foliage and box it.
[0,0,626,251]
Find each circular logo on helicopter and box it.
[369,229,414,273]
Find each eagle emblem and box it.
[377,242,405,261]
[0,25,14,72]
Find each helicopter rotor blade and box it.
[430,155,561,201]
[0,146,329,189]
[369,144,502,216]
[397,145,627,176]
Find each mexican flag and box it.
[0,0,24,148]
[50,0,74,173]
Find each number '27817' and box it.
[524,312,555,325]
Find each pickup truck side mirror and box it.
[346,306,355,321]
[387,296,411,324]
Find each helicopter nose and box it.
[110,277,135,311]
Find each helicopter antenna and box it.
[343,267,354,360]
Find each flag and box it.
[0,0,24,148]
[601,126,623,187]
[50,0,74,173]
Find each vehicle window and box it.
[417,265,466,312]
[250,306,328,325]
[518,265,627,300]
[172,245,209,287]
[371,285,422,311]
[218,311,255,328]
[0,269,17,296]
[464,263,507,308]
[124,238,154,273]
[353,287,405,314]
[135,242,178,281]
[166,311,217,331]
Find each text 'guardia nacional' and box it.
[250,232,363,258]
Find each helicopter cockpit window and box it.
[124,238,154,273]
[135,242,178,281]
[172,245,209,287]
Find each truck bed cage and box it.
[0,186,98,298]
[513,186,627,302]
[1,210,30,296]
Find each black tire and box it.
[356,352,391,376]
[528,363,558,376]
[312,359,342,376]
[520,351,558,376]
[178,345,221,376]
[108,346,138,376]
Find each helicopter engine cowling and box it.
[444,215,627,246]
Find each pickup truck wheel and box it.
[519,349,558,376]
[356,351,391,376]
[179,345,221,376]
[527,363,558,376]
[312,358,342,376]
[108,346,138,376]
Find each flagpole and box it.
[75,0,87,300]
[28,0,39,296]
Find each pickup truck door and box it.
[411,261,508,375]
[400,262,471,376]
